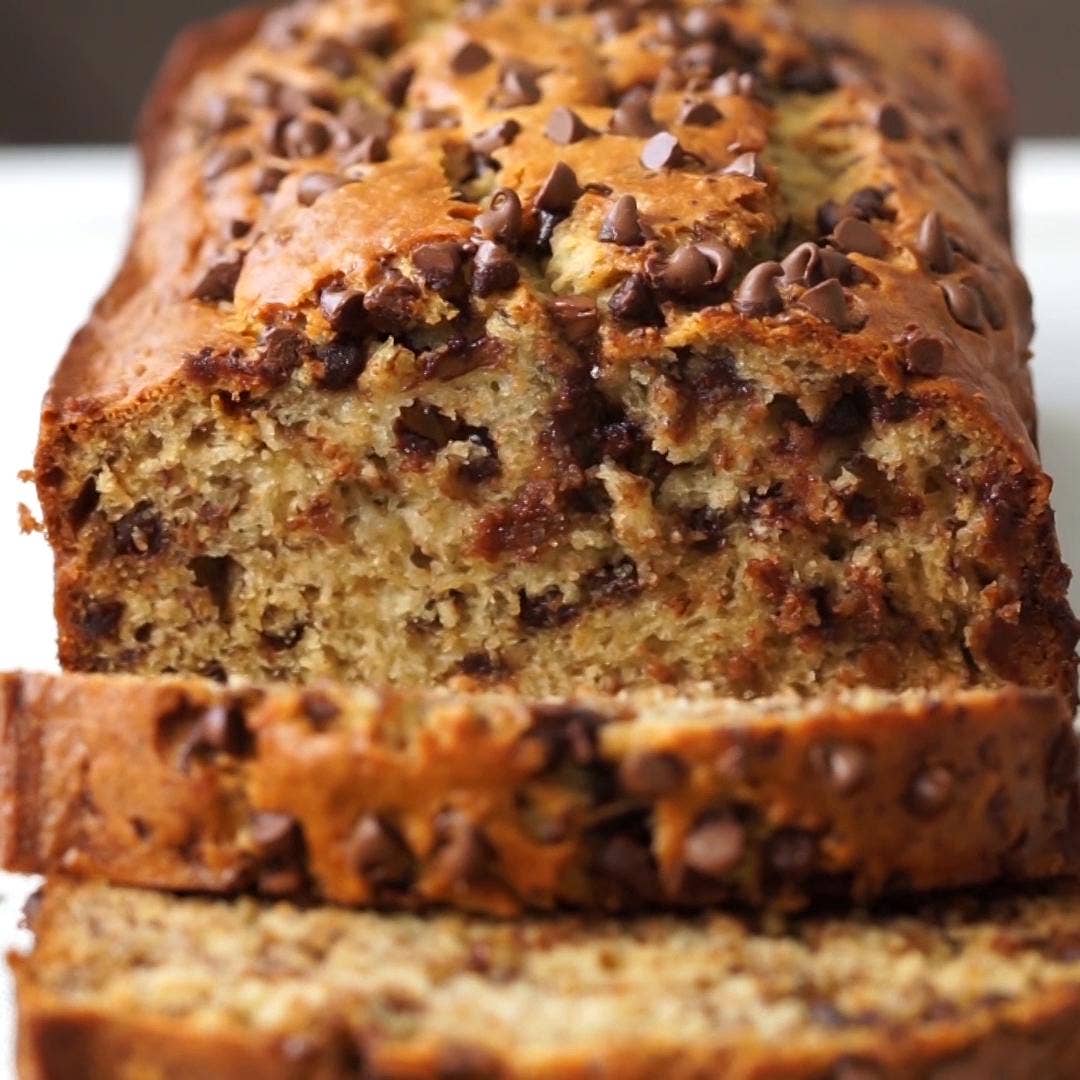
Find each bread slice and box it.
[3,672,1076,914]
[16,878,1080,1078]
[34,0,1078,701]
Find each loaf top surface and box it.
[16,879,1080,1077]
[44,0,1038,467]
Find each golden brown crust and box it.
[3,671,1077,915]
[16,880,1080,1078]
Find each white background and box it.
[0,143,1078,1075]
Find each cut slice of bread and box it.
[15,879,1080,1078]
[3,672,1076,914]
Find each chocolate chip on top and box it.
[490,60,542,108]
[348,814,414,888]
[832,217,887,258]
[901,333,945,377]
[412,242,464,294]
[733,261,784,316]
[342,133,390,166]
[797,279,852,329]
[545,106,597,146]
[474,188,523,246]
[609,273,663,325]
[677,99,723,127]
[449,38,493,75]
[917,211,955,273]
[472,241,519,297]
[656,242,734,296]
[610,87,661,137]
[876,102,910,140]
[641,132,687,171]
[535,161,582,213]
[722,152,765,181]
[940,280,985,332]
[310,37,358,79]
[470,119,521,157]
[594,6,638,41]
[599,194,645,246]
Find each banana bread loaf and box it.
[3,671,1078,914]
[17,879,1080,1078]
[34,0,1078,700]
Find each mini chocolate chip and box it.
[432,809,491,886]
[472,241,519,297]
[343,133,389,165]
[812,742,869,795]
[907,764,955,817]
[833,217,886,258]
[550,295,599,343]
[412,242,464,293]
[192,255,244,303]
[684,814,745,878]
[545,106,596,145]
[640,131,685,170]
[610,87,660,137]
[297,172,349,206]
[320,283,367,334]
[450,38,492,75]
[917,211,954,273]
[697,242,736,285]
[250,811,303,863]
[470,119,521,157]
[599,193,644,246]
[315,340,367,390]
[876,102,910,140]
[659,244,715,296]
[490,62,542,108]
[474,188,523,246]
[349,814,414,888]
[609,273,663,325]
[677,99,723,126]
[281,117,331,158]
[379,64,415,106]
[594,6,638,40]
[253,165,287,195]
[901,334,945,377]
[365,269,422,331]
[203,145,253,182]
[798,279,850,328]
[311,37,357,78]
[733,261,783,316]
[768,828,818,880]
[722,151,764,181]
[619,751,688,797]
[940,280,984,331]
[535,161,581,213]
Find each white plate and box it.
[0,143,1078,1077]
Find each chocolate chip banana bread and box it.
[3,672,1077,914]
[17,879,1080,1078]
[35,0,1078,701]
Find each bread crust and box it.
[3,671,1076,915]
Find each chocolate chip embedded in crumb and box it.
[876,102,910,140]
[733,261,783,317]
[545,106,597,146]
[900,334,945,377]
[535,161,582,213]
[379,64,415,106]
[181,703,253,762]
[253,165,287,195]
[940,280,984,332]
[722,151,765,181]
[315,340,367,390]
[113,502,165,557]
[432,809,492,886]
[596,834,658,900]
[203,145,253,182]
[474,188,522,246]
[599,194,645,246]
[472,241,519,297]
[319,283,367,334]
[609,87,660,137]
[677,99,723,126]
[342,133,389,166]
[907,764,955,818]
[619,751,688,797]
[833,217,886,258]
[192,254,244,303]
[469,119,521,157]
[250,811,303,863]
[412,242,464,293]
[684,814,746,878]
[489,62,542,108]
[797,279,850,328]
[299,690,341,729]
[310,37,358,78]
[640,131,686,170]
[348,814,414,888]
[280,116,332,159]
[767,828,818,881]
[450,38,492,75]
[1047,728,1080,791]
[550,295,599,343]
[297,172,350,207]
[608,273,663,325]
[916,210,954,273]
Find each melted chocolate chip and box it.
[733,261,783,316]
[315,340,367,390]
[535,161,582,213]
[78,599,124,640]
[113,503,165,557]
[609,273,663,325]
[900,333,945,377]
[320,283,367,334]
[250,811,303,863]
[299,690,340,729]
[876,102,910,140]
[963,274,1006,330]
[450,38,492,75]
[940,280,985,332]
[917,211,954,273]
[641,132,686,170]
[192,255,244,303]
[412,242,464,293]
[599,194,645,246]
[180,703,253,764]
[472,241,520,297]
[619,751,688,797]
[684,814,745,878]
[432,809,492,886]
[474,188,522,246]
[545,106,597,145]
[833,217,886,258]
[348,814,414,888]
[203,95,248,135]
[610,87,660,137]
[550,295,600,343]
[779,60,837,94]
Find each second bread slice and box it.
[2,673,1076,914]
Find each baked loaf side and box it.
[16,880,1080,1079]
[3,671,1077,914]
[35,0,1078,699]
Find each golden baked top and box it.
[46,0,1037,466]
